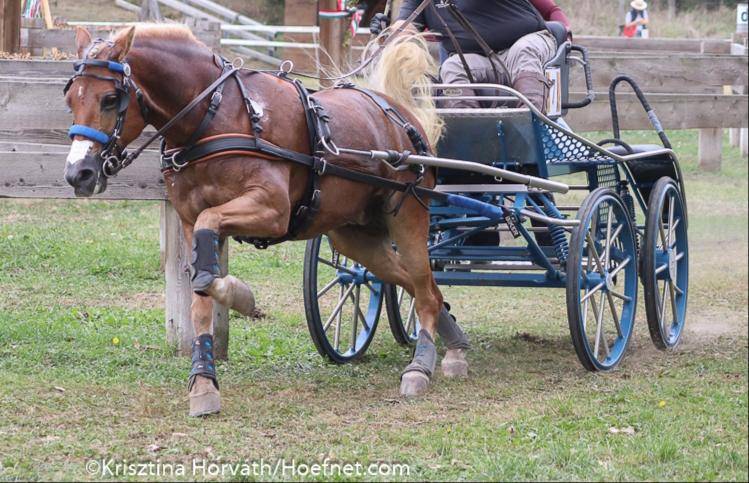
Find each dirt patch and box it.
[681,308,748,348]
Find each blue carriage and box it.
[302,34,689,371]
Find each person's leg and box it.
[439,53,503,109]
[504,30,557,111]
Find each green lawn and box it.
[0,130,747,481]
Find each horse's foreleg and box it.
[191,190,289,314]
[182,224,222,417]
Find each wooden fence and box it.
[1,24,747,356]
[0,139,230,359]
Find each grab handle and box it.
[563,45,595,110]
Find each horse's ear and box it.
[112,26,136,61]
[75,27,92,58]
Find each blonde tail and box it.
[365,33,443,147]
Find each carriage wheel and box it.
[384,285,420,346]
[303,235,382,364]
[567,188,638,372]
[643,178,689,350]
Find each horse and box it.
[63,24,470,417]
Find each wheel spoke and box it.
[659,279,668,331]
[324,283,355,333]
[669,217,681,248]
[333,287,346,351]
[317,277,340,299]
[609,289,632,303]
[603,208,614,266]
[675,251,685,262]
[363,281,378,296]
[606,291,622,338]
[655,263,669,275]
[346,289,371,332]
[658,215,669,249]
[351,285,361,351]
[608,224,624,255]
[592,291,606,360]
[668,280,679,326]
[317,257,356,276]
[609,256,631,278]
[586,233,606,275]
[581,282,605,303]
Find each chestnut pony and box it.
[63,24,469,416]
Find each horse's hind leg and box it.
[330,198,469,396]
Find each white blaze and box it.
[66,140,93,166]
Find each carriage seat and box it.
[606,144,679,203]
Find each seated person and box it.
[372,0,570,111]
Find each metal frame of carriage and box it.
[302,33,689,372]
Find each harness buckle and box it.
[314,158,328,176]
[171,153,190,172]
[211,91,223,105]
[122,63,132,77]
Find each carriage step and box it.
[442,261,548,272]
[433,271,566,288]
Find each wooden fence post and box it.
[319,0,348,88]
[139,0,163,21]
[698,128,723,172]
[162,201,229,359]
[0,0,21,54]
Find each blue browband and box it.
[68,124,111,145]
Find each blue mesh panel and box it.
[535,120,613,165]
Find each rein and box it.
[64,35,435,248]
[64,45,244,177]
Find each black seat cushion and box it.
[546,21,568,46]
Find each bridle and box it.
[64,40,248,178]
[63,41,150,177]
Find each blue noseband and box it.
[68,124,111,145]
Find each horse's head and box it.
[64,26,149,197]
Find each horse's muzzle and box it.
[64,154,107,197]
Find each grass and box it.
[0,129,747,481]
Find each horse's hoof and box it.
[227,275,255,317]
[441,349,469,378]
[208,275,256,317]
[400,371,430,398]
[189,377,221,417]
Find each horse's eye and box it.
[101,94,119,110]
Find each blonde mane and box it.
[112,23,200,43]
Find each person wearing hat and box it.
[624,0,650,38]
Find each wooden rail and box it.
[0,28,746,355]
[2,64,745,134]
[0,142,230,359]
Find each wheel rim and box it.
[651,186,688,346]
[575,195,638,369]
[313,237,382,360]
[394,286,420,343]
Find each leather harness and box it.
[66,52,431,249]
